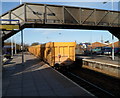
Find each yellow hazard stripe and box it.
[0,25,19,30]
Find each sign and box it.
[58,54,61,58]
[0,24,19,31]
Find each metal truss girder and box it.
[11,12,24,22]
[97,11,110,25]
[46,6,63,23]
[26,5,43,21]
[110,15,119,25]
[82,10,95,24]
[64,7,79,24]
[0,2,120,41]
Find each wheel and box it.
[54,63,60,69]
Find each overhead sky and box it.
[1,0,119,45]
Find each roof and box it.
[88,42,106,49]
[107,41,120,48]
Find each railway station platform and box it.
[76,55,119,65]
[76,55,120,78]
[2,53,94,97]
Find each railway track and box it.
[57,67,119,97]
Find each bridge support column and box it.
[109,30,120,41]
[21,30,24,65]
[109,29,120,60]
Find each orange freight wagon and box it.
[28,42,76,67]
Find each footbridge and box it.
[0,3,120,41]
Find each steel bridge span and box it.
[0,3,120,41]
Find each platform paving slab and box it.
[2,53,95,97]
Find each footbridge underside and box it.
[0,3,120,41]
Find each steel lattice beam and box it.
[0,2,120,41]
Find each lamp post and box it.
[20,0,22,4]
[103,0,115,60]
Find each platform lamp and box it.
[103,0,115,60]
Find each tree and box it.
[31,42,39,46]
[24,44,29,50]
[104,40,109,43]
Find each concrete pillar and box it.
[21,30,24,65]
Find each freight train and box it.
[28,42,76,68]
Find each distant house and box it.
[107,41,120,48]
[88,42,106,49]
